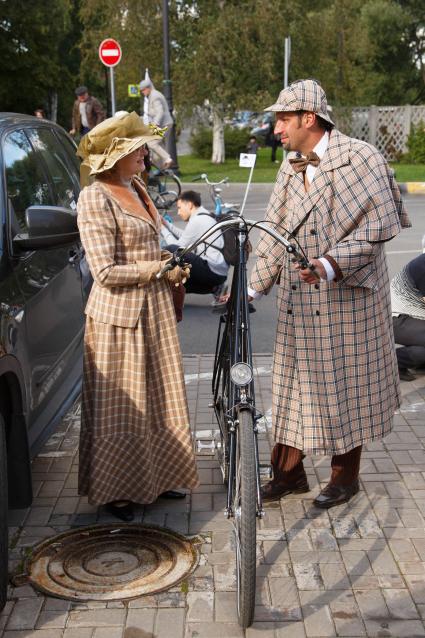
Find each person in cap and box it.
[139,79,174,169]
[76,112,198,521]
[70,85,105,137]
[248,79,410,509]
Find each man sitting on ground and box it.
[161,190,228,297]
[391,252,425,381]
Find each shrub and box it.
[190,126,251,159]
[403,121,425,164]
[224,126,251,158]
[190,127,212,159]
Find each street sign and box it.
[128,84,140,98]
[98,38,122,67]
[239,153,257,168]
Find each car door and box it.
[3,126,84,440]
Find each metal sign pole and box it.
[284,36,291,88]
[239,164,255,217]
[110,67,116,115]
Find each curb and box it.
[398,182,425,195]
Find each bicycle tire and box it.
[148,171,181,210]
[234,407,256,628]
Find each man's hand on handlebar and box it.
[294,258,325,284]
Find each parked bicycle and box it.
[157,215,318,628]
[193,173,240,216]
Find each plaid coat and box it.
[250,128,411,455]
[77,179,198,505]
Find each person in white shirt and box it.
[161,191,228,295]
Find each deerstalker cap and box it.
[264,79,334,126]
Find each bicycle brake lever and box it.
[287,245,320,279]
[156,248,187,279]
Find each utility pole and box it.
[284,36,291,88]
[162,0,179,173]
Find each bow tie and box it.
[289,151,320,173]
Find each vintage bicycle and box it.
[158,216,317,628]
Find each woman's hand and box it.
[166,264,191,286]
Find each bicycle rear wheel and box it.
[233,407,256,628]
[148,171,181,210]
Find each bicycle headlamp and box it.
[230,363,253,387]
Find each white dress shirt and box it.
[161,206,229,277]
[248,132,336,300]
[79,101,89,128]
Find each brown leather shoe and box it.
[313,480,359,509]
[261,478,310,502]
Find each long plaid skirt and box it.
[79,290,199,505]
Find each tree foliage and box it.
[0,0,81,125]
[0,0,424,133]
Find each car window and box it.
[54,130,81,178]
[28,128,78,210]
[4,129,51,233]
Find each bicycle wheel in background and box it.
[148,170,182,210]
[233,406,256,628]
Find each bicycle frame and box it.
[211,222,264,518]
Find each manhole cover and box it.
[28,524,199,601]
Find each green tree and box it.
[78,0,165,116]
[0,0,79,126]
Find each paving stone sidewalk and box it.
[2,354,425,638]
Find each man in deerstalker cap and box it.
[248,79,410,508]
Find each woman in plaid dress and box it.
[76,112,198,521]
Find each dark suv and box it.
[0,114,88,608]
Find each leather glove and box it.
[136,260,161,284]
[166,263,191,286]
[160,250,173,262]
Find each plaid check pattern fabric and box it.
[77,181,198,505]
[250,128,411,456]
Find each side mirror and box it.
[13,205,79,250]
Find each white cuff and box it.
[318,257,336,281]
[248,287,263,300]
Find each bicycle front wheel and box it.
[234,406,256,628]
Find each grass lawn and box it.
[178,148,425,183]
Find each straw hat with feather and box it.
[77,111,165,176]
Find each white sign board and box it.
[239,153,257,168]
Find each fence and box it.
[332,105,425,161]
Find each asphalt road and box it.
[176,184,425,354]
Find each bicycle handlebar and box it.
[193,173,229,187]
[156,217,319,280]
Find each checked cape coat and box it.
[77,178,198,505]
[250,128,411,456]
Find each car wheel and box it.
[0,414,8,611]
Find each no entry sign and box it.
[99,38,122,67]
